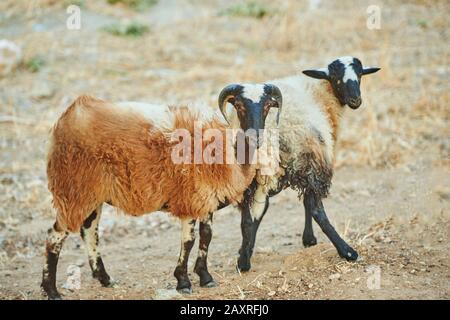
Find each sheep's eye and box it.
[262,102,270,112]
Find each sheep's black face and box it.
[303,56,380,109]
[218,83,282,148]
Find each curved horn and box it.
[218,84,243,125]
[264,84,283,125]
[362,66,381,76]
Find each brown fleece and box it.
[47,95,255,232]
[313,82,343,143]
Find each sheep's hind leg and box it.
[80,205,115,287]
[41,221,68,300]
[194,213,217,288]
[302,202,317,247]
[304,191,358,261]
[237,196,269,272]
[174,219,196,294]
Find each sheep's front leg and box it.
[41,221,68,300]
[174,219,196,294]
[304,191,358,261]
[194,213,217,288]
[237,195,269,272]
[302,202,317,247]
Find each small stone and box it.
[160,223,170,230]
[410,269,416,274]
[329,273,341,281]
[153,289,181,300]
[150,221,159,228]
[31,81,55,99]
[75,259,85,267]
[383,237,392,243]
[267,291,276,296]
[0,39,22,77]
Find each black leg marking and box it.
[174,219,196,294]
[302,198,317,247]
[237,195,269,272]
[304,191,358,261]
[238,201,253,272]
[194,213,216,288]
[41,222,68,300]
[80,206,114,287]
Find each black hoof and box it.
[41,283,62,300]
[103,279,118,288]
[302,235,317,247]
[93,269,114,288]
[339,245,358,261]
[177,287,193,294]
[176,277,192,294]
[43,289,62,300]
[237,257,251,272]
[201,280,217,288]
[197,272,215,287]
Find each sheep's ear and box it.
[302,68,329,80]
[362,67,380,75]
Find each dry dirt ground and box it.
[0,0,449,300]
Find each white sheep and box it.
[225,56,380,271]
[41,84,282,299]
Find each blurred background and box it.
[0,0,448,300]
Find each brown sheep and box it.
[41,84,282,299]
